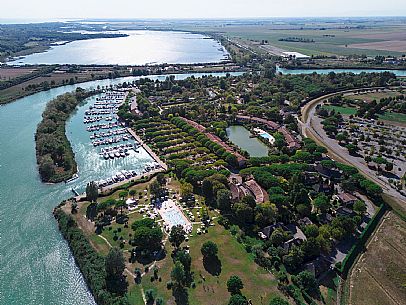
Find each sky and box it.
[0,0,405,20]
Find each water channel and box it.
[0,72,242,304]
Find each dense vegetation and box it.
[54,208,129,305]
[35,88,95,182]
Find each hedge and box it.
[339,203,387,276]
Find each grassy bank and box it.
[35,88,95,183]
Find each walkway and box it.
[127,128,168,171]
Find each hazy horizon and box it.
[1,0,405,21]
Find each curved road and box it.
[299,86,406,213]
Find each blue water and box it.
[7,31,229,65]
[0,71,242,304]
[162,209,189,228]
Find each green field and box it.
[176,20,406,56]
[378,111,406,124]
[324,105,358,115]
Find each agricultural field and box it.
[180,19,406,56]
[349,211,406,305]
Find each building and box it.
[336,193,358,207]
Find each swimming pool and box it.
[259,132,275,144]
[161,208,189,228]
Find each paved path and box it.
[300,86,406,213]
[127,128,168,170]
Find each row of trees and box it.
[54,209,129,305]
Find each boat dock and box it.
[127,128,168,171]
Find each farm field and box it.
[349,211,406,305]
[181,20,406,56]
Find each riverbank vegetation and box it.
[54,208,129,305]
[35,88,95,182]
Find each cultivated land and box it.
[349,211,406,305]
[176,21,406,57]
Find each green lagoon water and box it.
[0,72,241,304]
[226,125,269,157]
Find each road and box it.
[299,87,406,213]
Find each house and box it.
[314,163,342,180]
[229,175,268,204]
[336,193,358,207]
[244,179,268,204]
[312,180,334,195]
[336,206,356,218]
[259,223,286,239]
[298,217,313,227]
[319,213,333,224]
[283,224,307,251]
[304,256,333,278]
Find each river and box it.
[7,31,229,65]
[0,72,242,304]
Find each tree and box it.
[86,181,99,203]
[217,189,232,210]
[269,296,290,305]
[385,162,394,172]
[129,189,136,199]
[304,224,319,238]
[169,225,186,249]
[227,275,244,295]
[346,143,358,155]
[149,180,162,197]
[156,173,166,185]
[202,178,214,198]
[105,247,127,294]
[353,200,367,215]
[270,228,285,247]
[175,250,192,274]
[294,270,320,296]
[201,241,218,259]
[171,261,186,288]
[39,155,55,181]
[119,190,128,200]
[228,294,248,305]
[180,182,193,200]
[313,193,331,213]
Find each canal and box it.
[0,72,242,304]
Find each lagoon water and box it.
[7,31,229,65]
[0,72,242,304]
[226,125,269,157]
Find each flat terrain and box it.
[182,19,406,56]
[349,211,406,305]
[0,67,36,80]
[345,40,406,53]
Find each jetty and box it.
[127,127,168,171]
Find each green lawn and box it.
[378,111,406,124]
[324,105,358,115]
[187,223,282,305]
